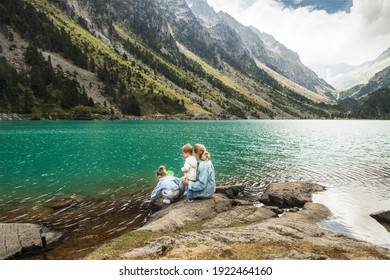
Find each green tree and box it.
[359,88,390,119]
[18,84,34,113]
[88,57,96,73]
[121,95,141,116]
[8,31,14,42]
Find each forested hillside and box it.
[335,88,390,119]
[0,0,339,119]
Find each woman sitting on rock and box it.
[148,166,181,205]
[183,144,216,201]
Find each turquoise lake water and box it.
[1,120,390,255]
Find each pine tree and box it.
[88,57,96,73]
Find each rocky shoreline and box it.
[0,113,220,121]
[2,181,389,260]
[87,182,390,260]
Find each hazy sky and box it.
[207,0,390,66]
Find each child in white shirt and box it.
[180,144,197,201]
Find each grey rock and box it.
[121,236,175,259]
[216,185,246,198]
[370,210,390,224]
[0,223,62,260]
[260,182,325,208]
[141,193,233,232]
[203,206,276,228]
[265,206,285,215]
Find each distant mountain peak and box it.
[185,0,218,27]
[327,46,390,91]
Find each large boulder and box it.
[260,182,325,208]
[0,223,62,260]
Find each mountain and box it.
[339,66,390,100]
[187,0,335,97]
[333,48,390,119]
[327,47,390,91]
[0,0,336,120]
[309,63,361,81]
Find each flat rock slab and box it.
[260,182,325,208]
[0,223,62,260]
[141,193,233,232]
[370,210,390,224]
[203,206,276,228]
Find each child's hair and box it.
[181,143,193,154]
[194,144,210,160]
[156,165,168,177]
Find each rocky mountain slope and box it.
[328,47,390,91]
[187,0,334,98]
[339,66,390,100]
[0,0,336,120]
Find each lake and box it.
[0,120,389,258]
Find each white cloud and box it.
[207,0,390,65]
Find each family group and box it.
[148,143,215,205]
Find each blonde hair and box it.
[156,165,168,177]
[194,144,210,160]
[181,143,193,154]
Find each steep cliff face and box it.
[186,0,334,97]
[64,0,176,49]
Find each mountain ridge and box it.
[0,0,338,120]
[187,0,334,97]
[327,47,390,91]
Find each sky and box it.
[207,0,390,66]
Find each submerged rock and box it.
[0,223,62,260]
[45,197,79,209]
